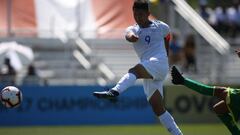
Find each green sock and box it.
[218,113,240,135]
[184,78,214,96]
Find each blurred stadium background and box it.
[0,0,239,134]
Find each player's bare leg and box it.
[94,64,182,135]
[213,100,240,135]
[149,90,165,116]
[213,100,229,114]
[93,64,151,99]
[129,64,153,79]
[213,87,228,99]
[214,89,240,135]
[131,65,182,135]
[149,90,182,135]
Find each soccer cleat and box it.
[93,89,119,100]
[171,66,184,85]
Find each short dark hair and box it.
[133,0,149,11]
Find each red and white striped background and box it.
[0,0,135,38]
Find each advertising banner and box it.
[0,85,221,126]
[0,86,156,126]
[164,86,219,123]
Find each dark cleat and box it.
[171,66,185,85]
[93,89,119,101]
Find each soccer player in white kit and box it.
[93,0,182,134]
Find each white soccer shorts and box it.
[140,57,169,100]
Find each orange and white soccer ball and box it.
[0,86,23,108]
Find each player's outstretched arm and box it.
[171,66,215,96]
[125,32,139,43]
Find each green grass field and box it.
[0,124,231,135]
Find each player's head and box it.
[132,0,150,27]
[133,0,149,11]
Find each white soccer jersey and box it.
[125,20,170,62]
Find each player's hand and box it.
[171,66,185,85]
[125,32,139,42]
[235,48,240,58]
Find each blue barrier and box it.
[0,86,156,126]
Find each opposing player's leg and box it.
[171,66,228,98]
[93,64,151,99]
[171,66,215,96]
[213,100,240,135]
[149,90,182,135]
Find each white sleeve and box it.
[125,26,137,36]
[159,22,170,37]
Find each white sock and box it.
[159,111,182,135]
[112,73,137,93]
